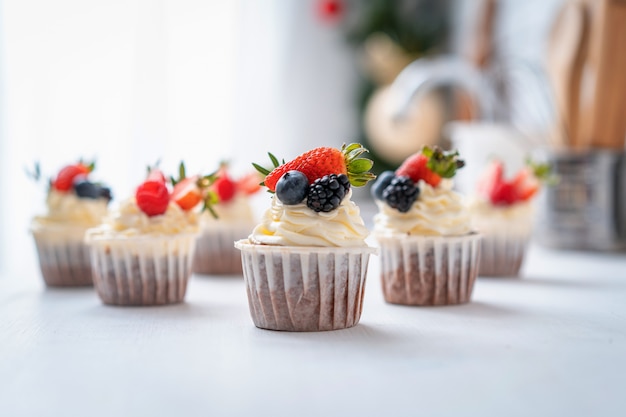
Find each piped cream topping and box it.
[33,189,108,227]
[374,179,471,236]
[86,198,199,239]
[249,190,369,247]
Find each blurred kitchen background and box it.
[1,0,624,277]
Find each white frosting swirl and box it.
[249,190,369,247]
[469,197,534,236]
[33,189,108,227]
[374,179,471,236]
[201,194,255,226]
[86,198,199,239]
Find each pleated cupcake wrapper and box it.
[193,225,253,275]
[377,233,481,306]
[87,234,197,306]
[31,224,93,287]
[472,209,533,277]
[479,232,530,277]
[235,240,376,332]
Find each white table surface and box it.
[1,242,626,417]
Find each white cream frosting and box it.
[201,194,256,226]
[33,189,109,228]
[86,198,199,239]
[469,197,534,236]
[374,179,472,237]
[249,190,369,247]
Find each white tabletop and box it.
[1,243,625,417]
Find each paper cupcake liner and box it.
[478,233,529,277]
[193,225,252,275]
[87,234,197,306]
[235,240,376,332]
[377,233,481,306]
[31,224,92,287]
[472,209,532,277]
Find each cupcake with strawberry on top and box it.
[372,146,481,306]
[31,161,112,287]
[235,143,376,332]
[86,164,215,306]
[470,159,550,277]
[193,163,261,275]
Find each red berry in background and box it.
[236,172,263,195]
[214,174,236,203]
[136,181,170,216]
[317,0,343,22]
[172,176,202,211]
[53,164,91,191]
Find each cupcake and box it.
[30,161,112,287]
[193,165,261,275]
[469,159,549,277]
[235,143,377,331]
[85,165,210,306]
[372,146,480,306]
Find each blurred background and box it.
[1,0,624,277]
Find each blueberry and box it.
[73,179,100,199]
[276,170,309,205]
[370,171,395,200]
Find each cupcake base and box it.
[32,227,93,287]
[235,240,376,332]
[88,234,196,306]
[479,234,528,277]
[377,233,481,306]
[193,226,251,275]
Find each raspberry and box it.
[306,174,348,213]
[382,176,419,213]
[214,174,236,203]
[136,181,170,216]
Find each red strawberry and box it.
[478,160,544,206]
[396,146,464,188]
[477,160,504,199]
[512,168,540,201]
[53,164,91,191]
[489,181,518,205]
[236,172,262,195]
[254,143,375,191]
[172,176,202,211]
[396,154,441,187]
[136,180,170,216]
[214,173,236,203]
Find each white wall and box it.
[0,0,359,278]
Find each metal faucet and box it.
[388,55,498,123]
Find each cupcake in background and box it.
[193,164,261,275]
[235,143,376,332]
[86,164,213,306]
[469,159,550,277]
[30,161,112,287]
[372,146,481,306]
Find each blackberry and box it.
[336,173,351,194]
[307,174,346,212]
[382,176,419,213]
